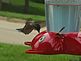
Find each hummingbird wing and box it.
[16,21,34,35]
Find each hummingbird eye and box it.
[39,35,46,42]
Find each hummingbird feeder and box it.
[24,0,81,55]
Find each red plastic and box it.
[24,31,81,55]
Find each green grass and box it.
[29,1,45,16]
[0,11,45,22]
[0,43,81,61]
[0,0,45,22]
[10,0,25,6]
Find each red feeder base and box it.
[24,31,81,55]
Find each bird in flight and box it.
[16,18,41,35]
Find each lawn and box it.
[0,11,45,22]
[0,0,45,22]
[0,43,81,61]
